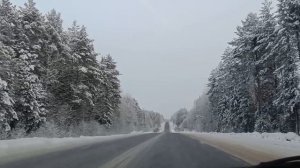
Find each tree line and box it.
[172,0,300,134]
[114,95,164,133]
[0,0,164,139]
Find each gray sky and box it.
[13,0,265,118]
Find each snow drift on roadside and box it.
[182,132,300,164]
[188,131,300,143]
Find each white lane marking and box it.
[99,134,163,168]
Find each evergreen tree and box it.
[278,0,300,59]
[253,1,278,132]
[12,52,46,133]
[96,55,121,126]
[3,0,47,133]
[59,22,101,125]
[0,42,17,135]
[0,0,18,47]
[171,108,188,129]
[114,95,163,133]
[208,47,255,132]
[229,13,259,132]
[277,0,300,134]
[272,24,300,132]
[0,0,126,137]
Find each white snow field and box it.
[182,132,300,165]
[0,132,148,164]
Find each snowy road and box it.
[0,132,248,168]
[125,133,248,168]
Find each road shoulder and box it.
[181,132,300,165]
[0,133,152,165]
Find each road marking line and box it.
[99,134,163,168]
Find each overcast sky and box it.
[13,0,265,118]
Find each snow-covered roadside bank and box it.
[0,132,149,165]
[157,121,168,133]
[182,132,300,165]
[169,122,176,132]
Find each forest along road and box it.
[0,124,248,168]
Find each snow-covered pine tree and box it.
[0,0,127,136]
[179,93,212,132]
[229,13,261,132]
[17,0,48,77]
[8,0,47,133]
[222,51,244,133]
[12,52,46,133]
[96,55,121,126]
[171,108,188,129]
[39,9,78,131]
[116,95,140,132]
[113,95,163,133]
[205,1,300,133]
[101,55,121,112]
[62,22,101,125]
[148,111,164,130]
[208,46,255,132]
[278,0,300,59]
[46,9,63,35]
[207,64,228,131]
[192,94,214,131]
[207,14,261,133]
[0,42,17,136]
[270,7,300,132]
[277,0,300,134]
[208,65,230,132]
[0,0,18,136]
[42,9,64,91]
[273,30,299,132]
[253,1,278,132]
[0,0,18,47]
[43,9,72,120]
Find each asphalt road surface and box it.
[1,124,248,168]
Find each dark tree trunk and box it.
[295,104,300,135]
